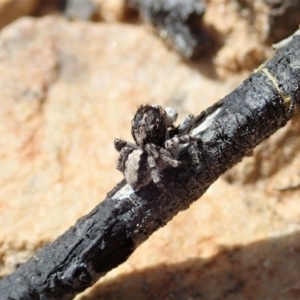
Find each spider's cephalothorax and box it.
[115,104,197,191]
[131,105,167,148]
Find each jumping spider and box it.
[114,104,198,191]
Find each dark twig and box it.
[127,0,209,58]
[1,31,300,300]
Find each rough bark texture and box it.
[0,34,300,300]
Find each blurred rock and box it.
[95,0,127,22]
[64,0,98,20]
[0,0,40,29]
[265,0,300,43]
[60,0,126,22]
[234,0,300,44]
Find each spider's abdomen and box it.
[131,105,167,147]
[124,149,151,190]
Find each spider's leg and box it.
[177,114,195,134]
[147,154,164,189]
[116,146,134,172]
[167,135,203,166]
[165,134,197,152]
[114,138,136,152]
[168,114,195,138]
[156,147,180,168]
[145,144,180,168]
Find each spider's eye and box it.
[132,105,167,147]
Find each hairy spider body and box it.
[118,147,151,189]
[115,104,197,191]
[132,105,165,146]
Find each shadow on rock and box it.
[82,230,300,299]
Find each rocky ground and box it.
[0,0,299,299]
